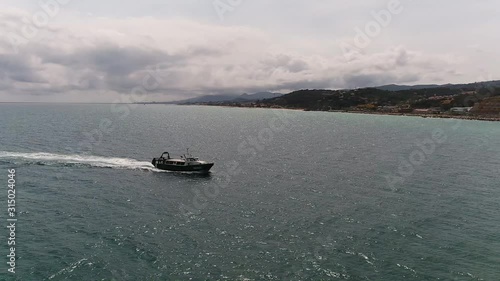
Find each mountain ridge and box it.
[375,80,500,91]
[171,92,283,104]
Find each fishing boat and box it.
[151,149,214,173]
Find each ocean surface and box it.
[0,104,499,281]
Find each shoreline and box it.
[335,110,500,122]
[192,104,500,122]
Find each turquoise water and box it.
[0,104,499,280]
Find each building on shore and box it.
[413,107,442,114]
[378,106,398,113]
[450,107,473,114]
[413,108,431,114]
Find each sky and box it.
[0,0,499,102]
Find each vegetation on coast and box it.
[191,81,500,119]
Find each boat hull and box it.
[155,163,214,173]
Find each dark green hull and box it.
[155,163,214,173]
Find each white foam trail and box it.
[0,151,161,171]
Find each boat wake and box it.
[0,151,163,172]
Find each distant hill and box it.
[376,80,500,91]
[214,80,500,113]
[174,94,235,104]
[140,81,500,107]
[260,88,416,111]
[234,92,283,101]
[173,92,282,104]
[376,84,441,91]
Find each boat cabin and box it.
[155,158,186,166]
[152,149,214,173]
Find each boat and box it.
[151,149,214,173]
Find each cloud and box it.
[0,7,465,102]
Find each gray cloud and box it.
[0,3,490,102]
[0,55,43,83]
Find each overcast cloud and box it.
[0,0,499,102]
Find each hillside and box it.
[198,82,500,116]
[376,80,500,91]
[471,96,500,115]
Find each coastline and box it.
[335,110,500,122]
[191,104,500,122]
